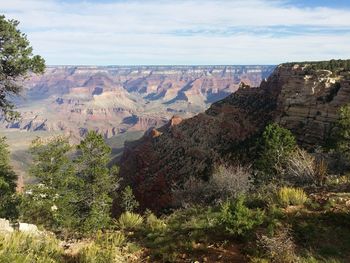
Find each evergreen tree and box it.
[334,104,350,161]
[0,136,18,219]
[255,123,296,182]
[0,15,45,119]
[76,131,117,232]
[21,137,80,230]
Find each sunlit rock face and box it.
[0,65,274,140]
[119,62,350,212]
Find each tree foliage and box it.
[20,137,80,230]
[76,131,118,232]
[0,15,45,119]
[255,123,296,181]
[219,196,264,237]
[0,136,18,219]
[284,59,350,73]
[121,186,139,212]
[21,132,119,233]
[334,104,350,160]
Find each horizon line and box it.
[46,64,278,67]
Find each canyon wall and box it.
[119,62,350,212]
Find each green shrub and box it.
[75,241,125,263]
[277,187,308,207]
[255,123,296,183]
[117,212,143,230]
[330,104,350,168]
[219,196,264,237]
[0,136,19,219]
[74,231,126,263]
[121,186,139,212]
[94,231,126,247]
[145,211,167,232]
[0,232,64,263]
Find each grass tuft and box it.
[117,212,143,231]
[277,187,308,207]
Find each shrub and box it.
[219,196,264,237]
[75,241,125,263]
[172,176,209,207]
[277,187,308,207]
[334,104,350,160]
[0,232,64,262]
[255,123,296,183]
[210,164,253,200]
[94,231,126,248]
[284,148,317,185]
[172,164,252,207]
[145,210,167,232]
[121,186,139,212]
[117,212,143,231]
[314,158,328,185]
[19,184,58,229]
[257,228,297,263]
[73,231,127,262]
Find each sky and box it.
[1,0,350,65]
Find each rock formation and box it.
[0,65,274,140]
[119,61,350,212]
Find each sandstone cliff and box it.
[119,61,350,212]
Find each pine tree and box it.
[255,123,296,182]
[0,136,18,219]
[0,15,45,119]
[21,137,80,230]
[76,131,117,232]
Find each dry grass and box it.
[277,187,308,207]
[0,231,64,263]
[257,228,297,263]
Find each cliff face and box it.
[275,65,350,147]
[119,62,350,212]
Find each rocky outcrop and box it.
[119,61,350,212]
[275,65,350,147]
[0,219,14,234]
[120,79,281,212]
[0,219,41,236]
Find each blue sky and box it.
[1,0,350,65]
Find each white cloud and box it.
[1,0,350,64]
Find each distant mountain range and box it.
[0,65,275,140]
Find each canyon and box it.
[1,65,274,140]
[0,65,274,182]
[119,61,350,212]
